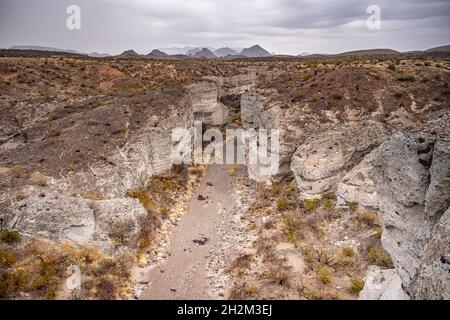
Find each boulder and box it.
[359,266,409,300]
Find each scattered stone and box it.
[198,194,207,201]
[193,237,208,245]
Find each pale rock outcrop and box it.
[0,97,194,249]
[336,150,379,208]
[187,81,228,126]
[291,121,387,197]
[5,186,147,251]
[241,92,268,128]
[359,266,410,300]
[372,112,450,299]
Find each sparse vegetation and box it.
[282,212,302,243]
[341,246,355,257]
[348,202,358,212]
[276,197,289,211]
[0,230,21,244]
[349,276,365,294]
[316,266,333,284]
[367,247,393,267]
[358,211,379,227]
[305,198,321,211]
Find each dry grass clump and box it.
[347,202,359,212]
[232,113,242,126]
[367,247,393,268]
[316,266,334,284]
[28,174,48,187]
[349,276,365,294]
[8,165,25,176]
[304,198,321,211]
[228,281,260,300]
[282,212,303,243]
[357,211,379,227]
[341,246,355,257]
[276,197,289,211]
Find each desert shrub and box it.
[0,230,21,244]
[228,281,259,299]
[265,263,290,287]
[232,113,242,126]
[394,91,404,99]
[388,63,396,71]
[349,276,365,294]
[341,246,355,257]
[367,247,393,267]
[160,207,169,218]
[305,198,321,211]
[321,197,333,209]
[15,191,26,201]
[358,211,379,227]
[276,197,289,211]
[0,248,17,267]
[397,75,415,82]
[316,266,333,284]
[113,127,127,134]
[331,90,343,100]
[49,129,62,137]
[126,188,155,212]
[291,89,305,102]
[228,253,253,273]
[8,165,24,176]
[228,166,237,176]
[283,182,297,198]
[348,202,358,212]
[28,173,48,187]
[282,212,302,243]
[271,183,281,195]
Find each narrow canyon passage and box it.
[140,163,242,299]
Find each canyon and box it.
[0,50,449,299]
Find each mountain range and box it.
[7,44,450,59]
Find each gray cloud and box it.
[0,0,449,55]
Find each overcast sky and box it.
[1,0,449,55]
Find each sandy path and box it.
[140,163,241,299]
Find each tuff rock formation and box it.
[372,112,450,299]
